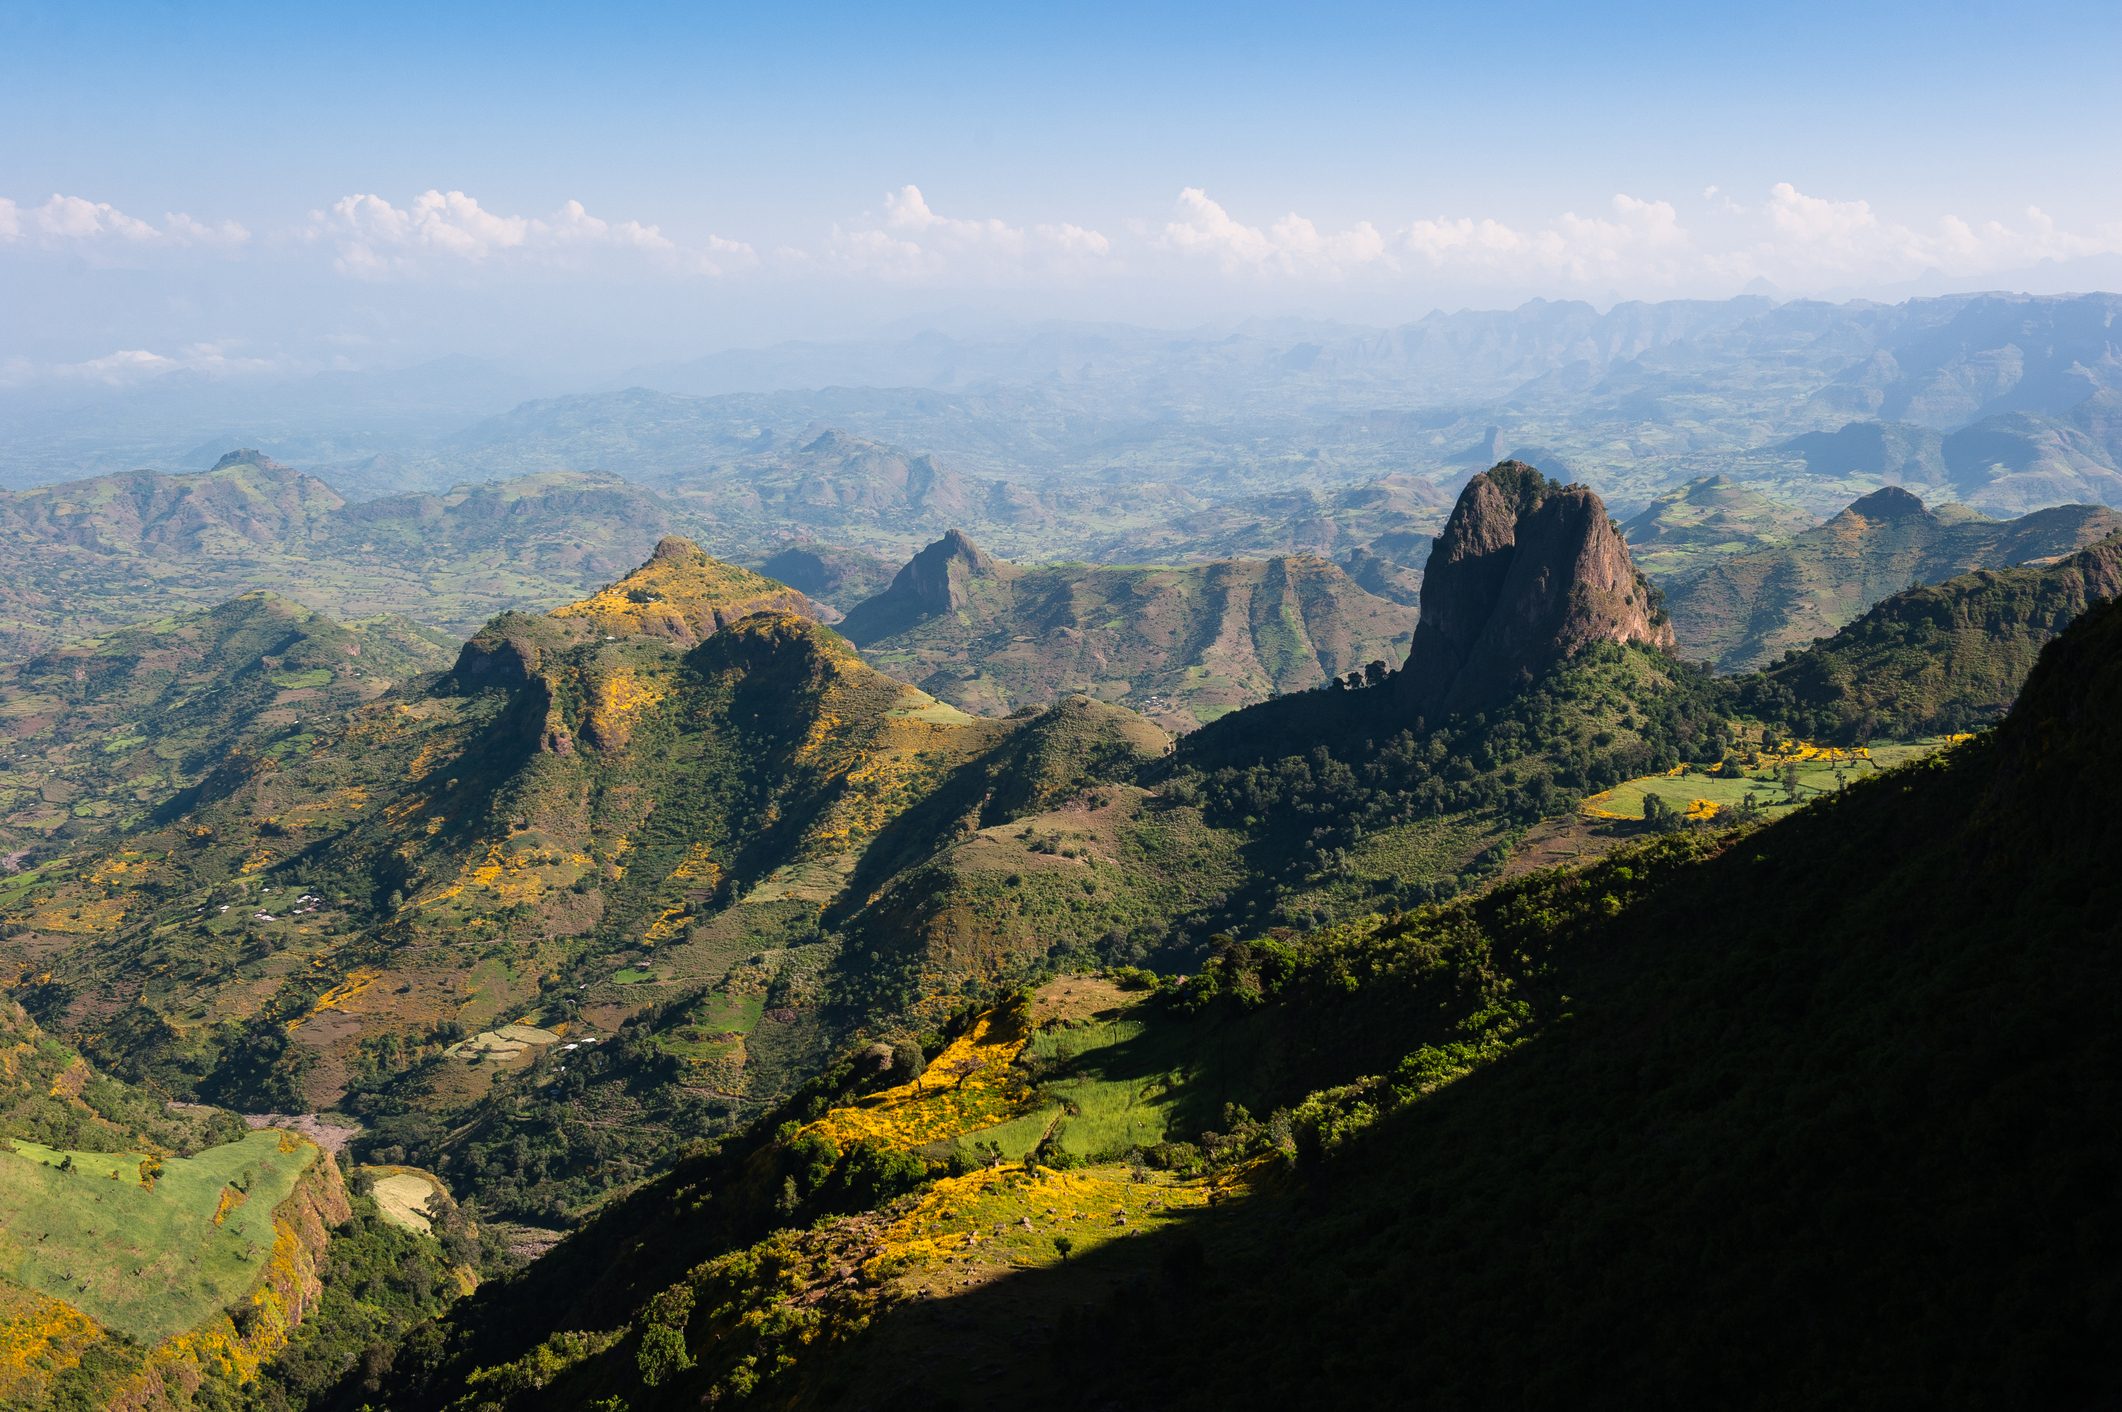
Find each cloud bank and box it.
[9,181,2116,296]
[306,190,755,278]
[0,194,249,250]
[7,181,2121,384]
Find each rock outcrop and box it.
[837,529,1012,643]
[1842,485,1932,521]
[1398,461,1672,718]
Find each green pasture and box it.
[0,1129,316,1343]
[1585,740,1956,822]
[945,1004,1265,1166]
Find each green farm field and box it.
[1583,739,1960,822]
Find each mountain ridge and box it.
[839,530,1415,729]
[1663,488,2122,668]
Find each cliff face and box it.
[1399,462,1672,718]
[838,529,1012,643]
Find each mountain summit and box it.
[547,535,820,646]
[1399,461,1672,717]
[838,528,1012,640]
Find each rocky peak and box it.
[647,534,712,565]
[801,429,856,457]
[1398,461,1673,718]
[209,448,290,473]
[1843,486,1932,521]
[546,537,821,648]
[904,528,1005,609]
[837,530,1010,644]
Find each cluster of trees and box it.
[1169,643,1733,887]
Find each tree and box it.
[1053,1235,1074,1261]
[888,1042,927,1087]
[942,1055,986,1090]
[1364,659,1390,687]
[1779,762,1803,804]
[636,1324,692,1388]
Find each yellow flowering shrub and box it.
[0,1297,98,1407]
[805,1009,1031,1154]
[288,968,381,1031]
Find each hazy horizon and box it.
[7,1,2122,389]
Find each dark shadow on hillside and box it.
[772,672,2122,1410]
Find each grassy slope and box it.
[1583,738,1955,820]
[0,592,456,857]
[0,997,238,1157]
[0,1130,314,1345]
[1620,473,1812,578]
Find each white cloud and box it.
[45,342,277,385]
[0,194,249,254]
[33,193,160,242]
[6,181,2120,307]
[828,185,1110,280]
[1160,188,1389,277]
[163,211,251,246]
[1744,182,2122,280]
[1155,184,2122,294]
[312,190,752,278]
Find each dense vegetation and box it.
[1730,532,2122,739]
[1168,640,1732,910]
[372,593,2122,1411]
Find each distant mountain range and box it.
[0,446,1449,658]
[10,292,2122,539]
[0,452,688,654]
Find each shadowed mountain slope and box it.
[387,567,2122,1412]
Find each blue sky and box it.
[3,0,2119,379]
